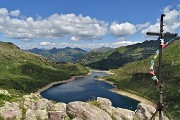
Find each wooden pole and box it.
[147,14,178,120]
[158,13,165,120]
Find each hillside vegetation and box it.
[79,40,159,70]
[105,39,180,119]
[0,41,88,106]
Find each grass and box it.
[88,99,101,108]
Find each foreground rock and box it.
[0,93,169,120]
[112,107,135,120]
[67,101,112,120]
[0,89,11,96]
[0,102,22,119]
[97,97,113,115]
[134,103,169,120]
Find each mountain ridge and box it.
[26,47,87,62]
[79,40,159,70]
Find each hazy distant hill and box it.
[26,47,87,62]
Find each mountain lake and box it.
[41,71,139,111]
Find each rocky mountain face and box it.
[26,47,87,62]
[0,93,169,120]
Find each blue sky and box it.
[0,0,179,49]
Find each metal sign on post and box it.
[146,14,177,120]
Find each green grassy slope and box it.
[105,40,180,119]
[0,41,88,105]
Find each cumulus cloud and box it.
[136,22,150,31]
[0,8,107,41]
[38,40,138,49]
[109,22,137,37]
[40,41,55,46]
[111,41,139,48]
[64,40,138,48]
[10,10,20,17]
[142,5,180,34]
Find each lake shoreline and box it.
[35,71,91,95]
[94,71,155,106]
[37,70,155,107]
[35,70,105,94]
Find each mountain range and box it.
[26,47,87,62]
[26,46,114,63]
[79,40,159,70]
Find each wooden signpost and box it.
[146,14,177,120]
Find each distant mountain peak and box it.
[91,47,113,53]
[26,47,87,62]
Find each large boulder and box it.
[134,103,169,120]
[66,101,112,120]
[134,103,156,120]
[24,95,53,111]
[25,109,47,120]
[0,102,22,120]
[48,111,70,120]
[112,107,135,120]
[97,97,112,115]
[23,98,37,110]
[36,98,50,110]
[48,102,68,120]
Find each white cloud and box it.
[0,8,108,41]
[109,22,137,37]
[118,37,125,41]
[10,10,20,17]
[40,41,55,46]
[111,41,139,48]
[163,5,172,13]
[142,5,180,34]
[136,22,150,31]
[40,40,138,49]
[71,36,80,41]
[0,8,9,16]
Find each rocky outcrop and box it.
[97,97,113,115]
[134,103,156,119]
[0,94,169,120]
[0,89,11,96]
[112,107,135,120]
[25,109,47,120]
[67,101,112,120]
[134,103,169,120]
[0,102,22,120]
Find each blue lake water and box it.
[41,71,139,111]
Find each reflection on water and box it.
[41,71,139,111]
